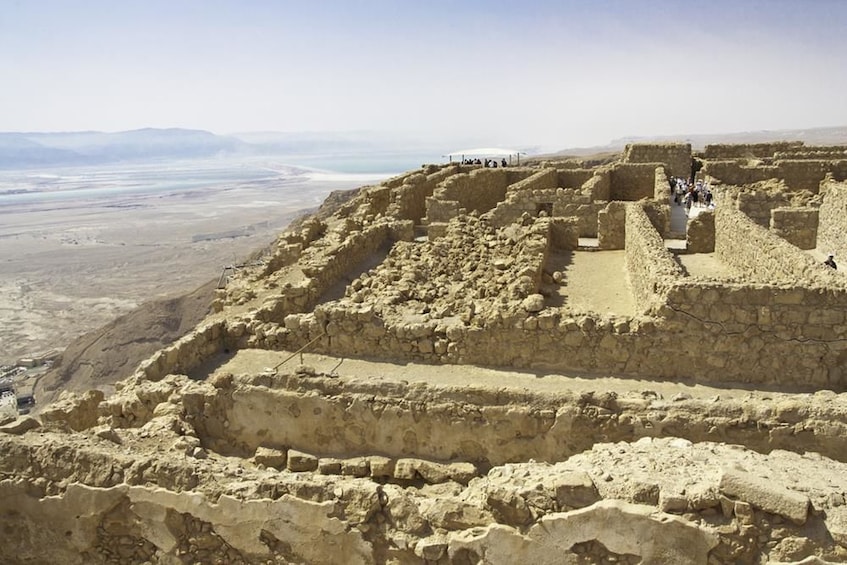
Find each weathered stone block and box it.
[553,471,600,510]
[287,449,318,472]
[719,468,809,524]
[368,456,395,478]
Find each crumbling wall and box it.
[427,169,530,220]
[387,165,457,223]
[770,207,818,250]
[549,217,580,250]
[623,143,691,179]
[552,193,605,237]
[609,163,657,201]
[583,170,611,201]
[686,210,715,253]
[777,160,828,192]
[705,158,841,192]
[139,321,227,382]
[817,180,847,260]
[702,161,778,186]
[723,184,793,228]
[703,142,804,160]
[775,149,847,160]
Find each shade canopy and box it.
[445,147,521,158]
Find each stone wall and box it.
[703,142,803,160]
[624,204,684,312]
[553,196,606,237]
[776,160,828,192]
[817,180,847,260]
[597,202,626,250]
[387,165,457,223]
[623,143,691,179]
[138,321,227,382]
[426,168,533,224]
[549,217,580,250]
[715,205,842,287]
[653,166,672,200]
[558,169,595,189]
[775,149,847,160]
[702,161,778,186]
[770,207,818,250]
[686,210,715,253]
[705,159,845,191]
[583,170,611,201]
[609,163,658,201]
[724,185,793,228]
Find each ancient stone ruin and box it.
[4,142,847,564]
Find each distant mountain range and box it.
[0,128,255,168]
[2,126,846,169]
[0,128,452,169]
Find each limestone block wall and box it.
[487,188,559,226]
[508,169,558,192]
[777,160,828,192]
[583,170,611,201]
[686,210,715,253]
[426,169,533,225]
[770,207,818,250]
[661,279,847,388]
[702,161,779,186]
[715,206,842,287]
[486,184,601,236]
[641,200,670,238]
[730,188,793,228]
[624,203,684,313]
[425,197,460,224]
[817,181,847,259]
[654,166,672,200]
[549,217,580,250]
[138,321,227,382]
[609,163,658,201]
[557,169,595,189]
[553,193,605,237]
[775,149,847,160]
[623,143,691,179]
[703,142,803,160]
[597,202,626,250]
[388,165,458,223]
[260,280,847,389]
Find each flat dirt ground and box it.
[0,174,367,366]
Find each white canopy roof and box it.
[445,147,522,157]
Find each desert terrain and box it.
[0,160,376,368]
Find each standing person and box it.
[825,254,837,269]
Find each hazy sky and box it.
[2,0,846,150]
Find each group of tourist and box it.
[671,177,713,215]
[461,158,508,168]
